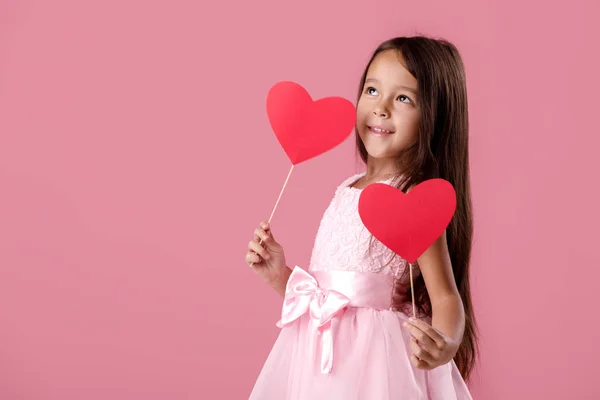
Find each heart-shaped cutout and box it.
[358,179,456,263]
[266,81,356,165]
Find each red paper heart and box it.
[358,179,457,264]
[266,81,356,165]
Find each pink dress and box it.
[249,172,473,400]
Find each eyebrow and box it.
[365,78,418,95]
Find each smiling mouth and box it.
[368,126,394,135]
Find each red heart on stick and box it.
[358,179,456,263]
[266,81,356,165]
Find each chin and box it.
[363,145,393,159]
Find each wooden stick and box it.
[249,164,295,268]
[409,262,416,319]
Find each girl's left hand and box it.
[403,318,458,370]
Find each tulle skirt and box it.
[249,307,472,400]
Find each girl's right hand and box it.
[246,221,289,288]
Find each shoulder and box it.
[335,172,365,192]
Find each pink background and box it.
[1,0,599,399]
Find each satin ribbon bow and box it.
[276,266,350,374]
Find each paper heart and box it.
[266,81,356,165]
[358,179,456,263]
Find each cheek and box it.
[355,113,365,129]
[409,118,420,140]
[355,101,371,124]
[355,116,368,139]
[395,114,420,137]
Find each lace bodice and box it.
[308,173,410,277]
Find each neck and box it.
[365,156,401,180]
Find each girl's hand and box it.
[403,317,459,370]
[245,221,289,288]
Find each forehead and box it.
[366,49,417,88]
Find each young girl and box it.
[245,35,477,399]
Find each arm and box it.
[404,229,465,369]
[417,229,465,343]
[269,266,292,298]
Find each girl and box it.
[245,36,477,399]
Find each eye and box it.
[365,86,378,96]
[397,94,412,104]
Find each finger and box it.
[408,318,445,341]
[410,337,435,364]
[404,321,438,352]
[254,227,270,243]
[260,221,274,239]
[248,240,270,260]
[410,354,432,370]
[245,251,261,265]
[255,229,279,251]
[407,318,445,349]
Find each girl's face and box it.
[356,49,421,159]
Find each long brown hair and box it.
[356,36,478,382]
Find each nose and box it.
[372,106,388,118]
